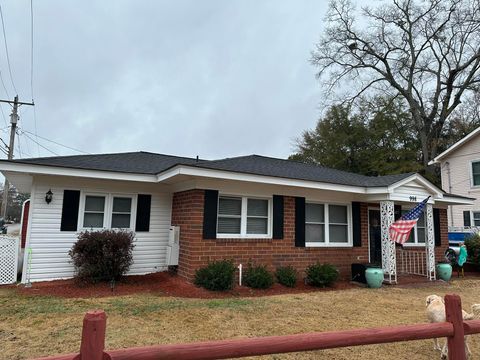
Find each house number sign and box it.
[409,196,417,202]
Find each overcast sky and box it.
[1,1,336,161]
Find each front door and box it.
[369,210,382,266]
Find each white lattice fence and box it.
[0,236,18,285]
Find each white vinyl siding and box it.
[22,178,172,283]
[305,202,352,247]
[217,195,271,238]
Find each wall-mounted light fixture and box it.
[45,189,53,204]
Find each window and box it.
[83,195,105,228]
[473,212,480,226]
[402,210,426,245]
[473,161,480,186]
[217,196,270,237]
[81,193,135,230]
[111,197,132,228]
[305,203,350,246]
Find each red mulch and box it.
[14,272,357,299]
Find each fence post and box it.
[78,310,108,360]
[444,294,466,360]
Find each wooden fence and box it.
[36,294,480,360]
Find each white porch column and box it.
[425,204,436,281]
[380,200,397,283]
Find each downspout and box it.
[445,161,454,227]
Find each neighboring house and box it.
[0,152,472,284]
[429,127,480,229]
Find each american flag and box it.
[389,197,430,244]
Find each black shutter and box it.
[464,211,471,227]
[60,190,80,231]
[203,190,218,239]
[135,194,151,232]
[394,205,402,220]
[433,208,441,247]
[352,202,362,247]
[295,197,305,247]
[272,195,284,239]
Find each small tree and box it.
[69,229,135,283]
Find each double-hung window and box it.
[402,210,426,245]
[305,202,350,246]
[473,161,480,186]
[472,212,480,226]
[81,193,134,230]
[217,196,270,237]
[83,195,106,228]
[111,197,132,228]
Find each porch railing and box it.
[398,248,427,277]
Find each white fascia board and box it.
[157,165,369,194]
[429,127,480,165]
[436,196,475,205]
[0,162,158,183]
[387,173,443,196]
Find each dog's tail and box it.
[471,304,480,319]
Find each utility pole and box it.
[0,95,34,220]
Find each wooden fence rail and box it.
[36,294,480,360]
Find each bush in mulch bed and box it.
[69,229,135,284]
[243,264,274,289]
[465,234,480,266]
[194,260,236,291]
[305,262,339,287]
[275,266,298,288]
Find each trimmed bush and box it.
[194,260,236,291]
[305,262,339,287]
[244,264,274,289]
[465,234,480,265]
[275,266,297,288]
[69,230,135,283]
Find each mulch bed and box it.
[13,272,357,299]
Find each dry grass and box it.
[1,280,480,360]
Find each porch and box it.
[369,200,437,284]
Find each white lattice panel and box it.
[0,236,18,285]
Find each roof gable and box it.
[430,127,480,164]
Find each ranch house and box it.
[0,152,473,284]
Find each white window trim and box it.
[470,159,480,188]
[401,208,426,247]
[471,211,480,227]
[306,202,352,248]
[78,192,137,231]
[217,195,272,239]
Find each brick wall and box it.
[172,189,369,280]
[171,190,449,281]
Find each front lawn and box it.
[1,279,480,359]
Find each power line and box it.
[0,70,9,98]
[22,129,90,154]
[16,130,22,158]
[0,4,17,95]
[0,104,6,127]
[21,131,59,156]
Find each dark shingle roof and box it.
[4,152,414,187]
[195,155,414,187]
[9,151,199,174]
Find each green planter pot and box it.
[437,263,452,282]
[365,267,384,288]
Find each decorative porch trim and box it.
[425,204,436,280]
[380,200,397,284]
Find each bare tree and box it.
[312,0,480,167]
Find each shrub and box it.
[465,234,480,265]
[194,260,236,291]
[305,263,339,287]
[275,266,297,288]
[243,264,274,289]
[69,230,135,283]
